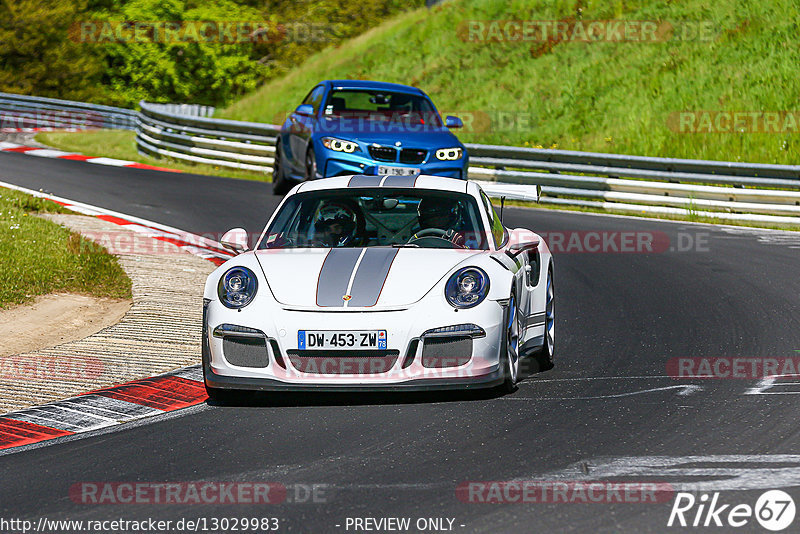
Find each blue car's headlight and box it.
[445,267,489,308]
[322,137,360,153]
[435,147,463,161]
[218,267,258,309]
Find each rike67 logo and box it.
[668,490,796,531]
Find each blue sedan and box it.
[272,80,468,194]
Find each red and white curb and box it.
[0,140,181,173]
[0,366,207,451]
[0,180,234,265]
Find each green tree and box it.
[0,0,109,102]
[96,0,269,107]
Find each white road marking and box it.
[85,157,136,166]
[744,374,800,395]
[25,149,77,158]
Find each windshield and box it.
[322,90,441,125]
[259,189,488,250]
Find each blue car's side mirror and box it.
[445,115,463,129]
[295,104,314,117]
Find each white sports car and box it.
[202,174,554,398]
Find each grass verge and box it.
[220,0,800,166]
[35,130,272,182]
[0,188,132,308]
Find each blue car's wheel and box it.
[305,147,319,181]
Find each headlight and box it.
[445,267,489,309]
[435,147,463,161]
[218,266,258,309]
[322,137,360,153]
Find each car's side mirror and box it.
[295,104,314,117]
[220,228,249,254]
[445,115,463,129]
[506,228,540,257]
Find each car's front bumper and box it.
[203,363,504,392]
[203,297,506,391]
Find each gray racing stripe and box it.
[316,248,364,306]
[347,248,399,307]
[348,175,383,188]
[382,174,420,188]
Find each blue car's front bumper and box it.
[318,145,467,180]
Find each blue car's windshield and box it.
[323,90,441,125]
[259,189,489,250]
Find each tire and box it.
[305,147,319,182]
[534,267,555,370]
[272,140,292,195]
[500,289,521,393]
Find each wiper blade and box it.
[392,243,419,248]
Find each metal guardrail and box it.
[0,92,137,130]
[4,93,799,226]
[133,101,800,225]
[136,100,278,172]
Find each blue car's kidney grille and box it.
[399,148,426,164]
[368,145,397,162]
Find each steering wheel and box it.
[410,228,448,240]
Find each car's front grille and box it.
[286,350,400,374]
[421,336,472,368]
[368,145,397,162]
[223,337,269,368]
[399,148,426,164]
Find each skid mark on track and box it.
[539,455,800,491]
[502,384,703,400]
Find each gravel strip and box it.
[0,214,216,413]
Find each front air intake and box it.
[421,337,472,368]
[286,350,400,374]
[223,337,269,368]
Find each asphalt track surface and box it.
[1,150,800,533]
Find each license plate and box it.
[298,330,387,350]
[378,165,419,176]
